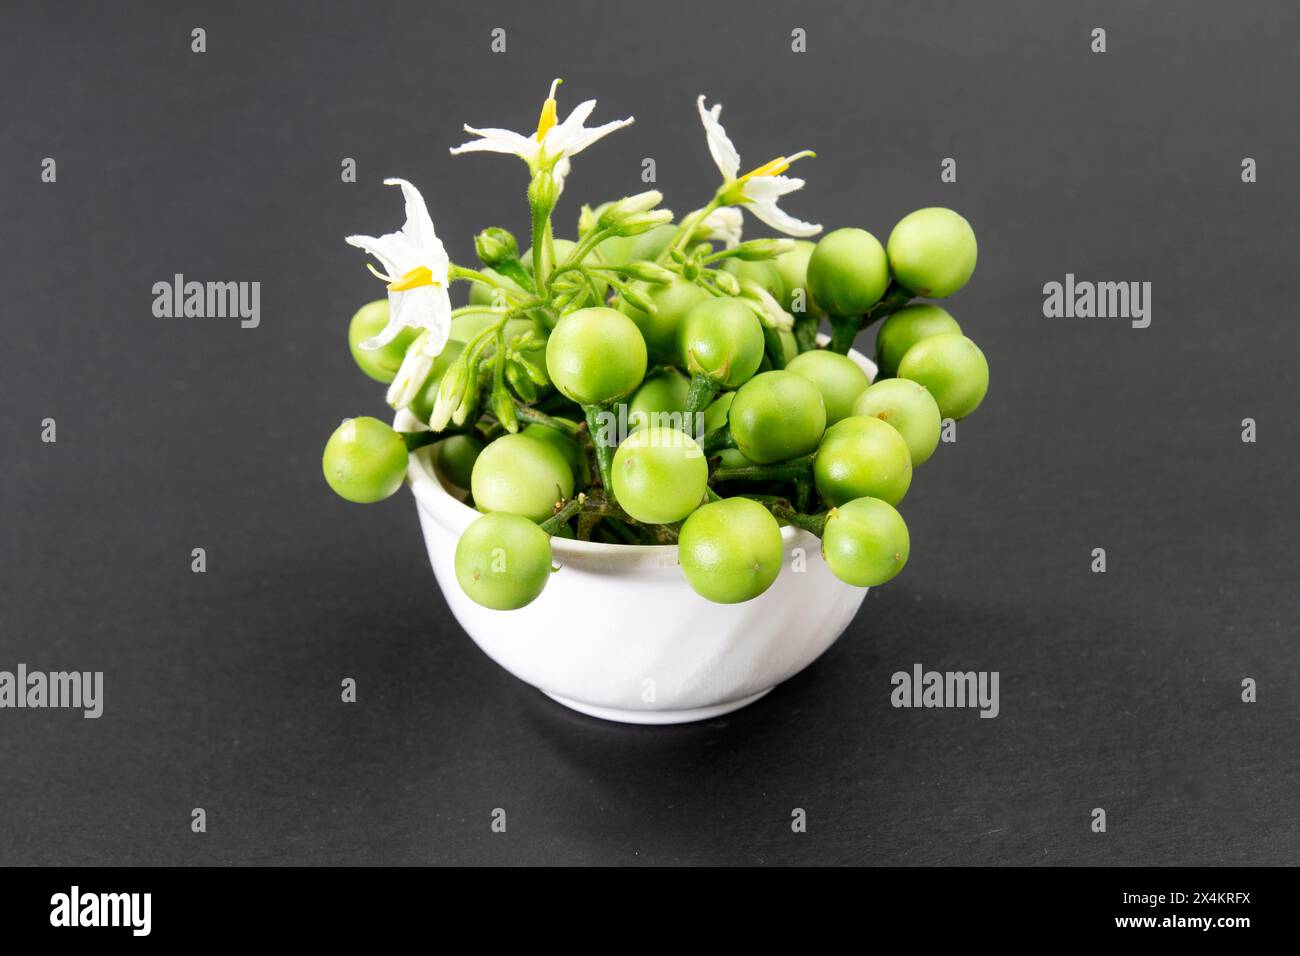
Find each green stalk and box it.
[515,402,583,437]
[700,425,736,455]
[583,403,616,494]
[711,454,815,486]
[683,373,721,422]
[766,502,828,537]
[539,495,585,535]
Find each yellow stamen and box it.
[740,149,816,181]
[387,266,436,291]
[535,77,563,141]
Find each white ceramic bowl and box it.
[399,345,876,725]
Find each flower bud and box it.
[728,238,795,261]
[474,227,519,269]
[528,170,561,211]
[492,383,521,432]
[617,261,677,284]
[711,269,741,296]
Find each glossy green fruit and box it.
[784,350,871,425]
[468,268,527,308]
[610,426,708,524]
[822,497,910,587]
[852,378,942,467]
[807,228,890,316]
[897,333,989,419]
[678,498,784,604]
[874,304,962,379]
[617,277,710,364]
[348,300,418,384]
[814,415,913,506]
[322,417,409,503]
[772,328,799,368]
[521,422,588,485]
[677,297,765,388]
[702,392,735,434]
[597,223,677,265]
[720,258,785,301]
[546,307,648,405]
[772,240,824,317]
[435,433,484,489]
[455,512,553,611]
[470,433,575,523]
[626,369,690,431]
[407,340,465,423]
[728,370,826,464]
[886,208,977,298]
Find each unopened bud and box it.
[474,227,519,268]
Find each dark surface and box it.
[1,1,1297,866]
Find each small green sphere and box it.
[435,433,484,489]
[874,304,962,379]
[807,228,890,316]
[720,257,786,301]
[470,433,575,523]
[771,240,824,317]
[322,417,409,503]
[784,350,872,425]
[625,369,690,431]
[852,378,942,467]
[521,422,587,484]
[348,300,418,384]
[822,497,910,587]
[611,426,709,524]
[677,297,765,388]
[617,277,711,364]
[897,333,989,420]
[728,370,826,464]
[702,392,736,434]
[886,207,978,298]
[546,307,648,405]
[814,415,913,507]
[455,512,553,611]
[678,498,785,604]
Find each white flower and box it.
[450,78,633,178]
[696,95,821,238]
[345,178,453,408]
[699,207,744,248]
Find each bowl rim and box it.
[400,336,876,562]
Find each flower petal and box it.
[745,197,822,238]
[450,126,540,160]
[382,177,438,251]
[696,95,741,181]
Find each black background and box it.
[1,1,1296,866]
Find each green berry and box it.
[886,208,977,298]
[322,417,409,503]
[455,513,553,611]
[807,228,890,315]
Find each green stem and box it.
[583,403,616,494]
[658,197,722,264]
[712,454,815,486]
[792,312,819,353]
[828,314,860,355]
[683,373,721,422]
[766,502,828,537]
[495,259,535,292]
[515,402,583,437]
[826,284,913,355]
[539,494,585,535]
[401,431,441,452]
[700,425,736,455]
[531,199,554,291]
